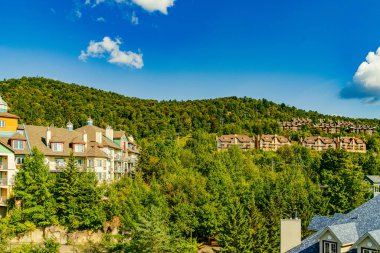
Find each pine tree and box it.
[55,153,106,230]
[13,148,56,228]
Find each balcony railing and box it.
[0,178,7,186]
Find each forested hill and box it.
[1,77,377,139]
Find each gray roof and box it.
[327,223,358,245]
[308,216,333,231]
[288,195,380,253]
[368,230,380,245]
[365,175,380,184]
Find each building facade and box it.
[300,136,337,151]
[0,96,139,217]
[257,134,291,151]
[336,137,366,153]
[216,134,255,151]
[286,196,380,253]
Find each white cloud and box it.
[353,48,380,90]
[96,17,106,22]
[131,11,139,25]
[131,0,174,14]
[85,0,105,6]
[340,47,380,103]
[79,37,143,69]
[75,9,82,18]
[85,0,174,14]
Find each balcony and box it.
[0,178,7,186]
[0,196,7,206]
[0,164,8,171]
[114,166,125,173]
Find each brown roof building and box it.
[300,136,337,151]
[216,134,255,151]
[257,134,291,151]
[0,96,139,217]
[336,137,366,153]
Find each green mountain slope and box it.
[1,77,377,139]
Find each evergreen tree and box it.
[13,148,56,228]
[219,198,268,253]
[55,154,106,230]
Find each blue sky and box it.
[1,0,380,118]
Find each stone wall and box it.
[10,225,103,245]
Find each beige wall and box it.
[357,237,380,252]
[319,230,354,253]
[280,219,301,253]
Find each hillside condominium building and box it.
[0,96,139,217]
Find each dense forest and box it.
[0,77,379,252]
[1,77,379,140]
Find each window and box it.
[55,158,65,167]
[323,241,337,253]
[76,159,84,166]
[13,140,24,150]
[88,159,94,167]
[52,143,63,152]
[0,120,5,128]
[16,157,24,165]
[74,144,84,153]
[96,160,102,167]
[362,248,379,253]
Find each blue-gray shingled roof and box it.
[328,223,358,245]
[288,195,380,253]
[308,216,332,231]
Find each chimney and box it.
[96,131,102,144]
[87,117,93,126]
[280,219,301,253]
[83,130,88,147]
[66,121,73,131]
[46,127,51,147]
[106,125,113,141]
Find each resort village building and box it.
[281,118,313,132]
[285,195,380,253]
[336,137,366,153]
[217,134,366,153]
[257,134,291,151]
[300,136,337,151]
[281,118,377,136]
[216,134,255,151]
[0,96,139,217]
[216,134,291,151]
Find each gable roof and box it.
[9,132,27,141]
[355,230,380,249]
[365,175,380,184]
[113,130,126,139]
[339,137,365,144]
[322,222,358,245]
[302,136,335,145]
[25,125,84,156]
[0,112,19,119]
[217,134,254,143]
[0,132,30,155]
[260,134,290,143]
[288,195,380,253]
[75,125,121,150]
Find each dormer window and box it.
[74,144,84,153]
[362,249,378,253]
[0,120,5,128]
[13,140,24,150]
[52,143,63,152]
